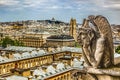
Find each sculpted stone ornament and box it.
[76,15,120,80]
[77,15,114,68]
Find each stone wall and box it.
[81,74,120,80]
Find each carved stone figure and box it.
[77,15,114,68]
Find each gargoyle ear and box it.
[81,19,86,28]
[82,19,90,28]
[88,15,95,20]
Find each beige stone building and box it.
[46,35,75,48]
[19,32,45,48]
[19,36,44,48]
[0,46,83,80]
[69,18,77,42]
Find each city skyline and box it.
[0,0,120,24]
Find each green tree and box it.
[115,46,120,54]
[2,36,14,47]
[1,36,24,48]
[14,40,24,46]
[75,42,81,48]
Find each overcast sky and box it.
[0,0,120,24]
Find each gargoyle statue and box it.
[77,15,114,68]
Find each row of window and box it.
[0,56,53,75]
[49,73,71,80]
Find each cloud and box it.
[23,0,49,8]
[73,0,120,10]
[0,0,78,10]
[103,4,120,10]
[0,0,119,24]
[0,0,19,6]
[0,0,120,10]
[91,0,120,10]
[0,0,56,10]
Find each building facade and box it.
[46,35,75,47]
[0,46,82,78]
[19,36,44,48]
[69,18,77,42]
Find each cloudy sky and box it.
[0,0,120,24]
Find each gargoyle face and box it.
[77,28,88,45]
[77,28,95,46]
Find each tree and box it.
[2,36,14,47]
[0,36,24,48]
[115,46,120,54]
[75,42,81,48]
[14,40,24,46]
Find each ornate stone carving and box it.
[77,15,114,68]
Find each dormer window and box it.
[40,75,44,78]
[49,72,53,75]
[35,54,37,56]
[45,73,49,76]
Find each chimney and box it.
[35,75,39,79]
[28,76,32,80]
[30,70,34,76]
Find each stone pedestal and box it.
[82,73,120,80]
[97,75,120,80]
[81,67,120,80]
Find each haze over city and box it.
[0,0,120,24]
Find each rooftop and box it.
[5,75,28,80]
[47,34,74,39]
[31,62,72,79]
[61,47,82,53]
[4,46,36,52]
[0,46,82,64]
[25,31,50,35]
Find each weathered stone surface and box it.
[82,74,96,80]
[87,67,120,76]
[77,15,116,80]
[114,57,120,65]
[77,15,114,68]
[81,67,120,80]
[97,75,120,80]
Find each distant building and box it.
[111,25,120,41]
[69,18,77,41]
[18,31,53,48]
[12,23,26,30]
[19,36,44,48]
[0,46,83,80]
[46,34,75,48]
[0,19,84,80]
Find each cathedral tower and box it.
[69,18,77,41]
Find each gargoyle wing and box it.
[88,15,114,65]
